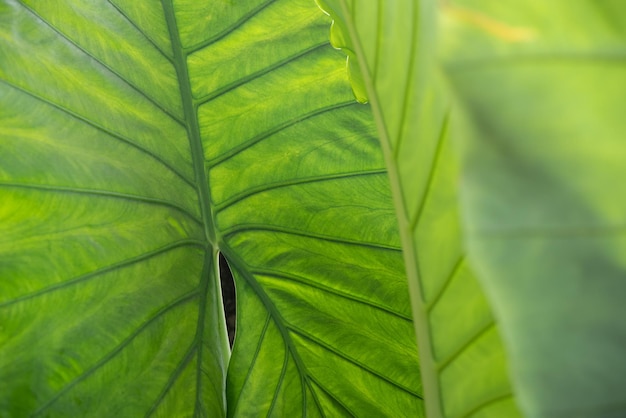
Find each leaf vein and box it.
[456,392,513,418]
[32,290,199,416]
[192,251,215,418]
[17,1,184,125]
[214,169,387,212]
[267,339,290,416]
[146,343,198,417]
[0,182,202,225]
[287,326,422,399]
[0,80,195,188]
[436,319,496,372]
[162,0,217,243]
[425,255,464,312]
[184,0,278,54]
[222,224,401,252]
[251,269,412,321]
[409,112,450,231]
[392,2,420,160]
[107,0,174,63]
[205,101,358,168]
[195,42,329,105]
[219,246,320,416]
[0,240,205,309]
[230,314,271,417]
[305,378,326,418]
[307,376,357,417]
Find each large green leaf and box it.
[0,0,422,416]
[440,1,626,417]
[0,0,227,415]
[316,1,523,417]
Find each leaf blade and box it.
[316,1,523,417]
[2,0,424,415]
[441,1,626,416]
[0,0,229,415]
[190,0,423,414]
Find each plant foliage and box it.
[0,0,421,416]
[1,0,625,417]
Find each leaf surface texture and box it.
[0,0,423,416]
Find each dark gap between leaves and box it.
[219,252,236,347]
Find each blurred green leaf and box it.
[441,1,626,417]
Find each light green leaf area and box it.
[317,1,522,418]
[440,1,626,417]
[0,0,422,416]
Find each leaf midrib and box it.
[163,3,346,416]
[161,0,215,246]
[334,0,438,415]
[161,1,221,415]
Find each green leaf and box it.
[316,1,522,417]
[0,0,422,416]
[0,0,227,415]
[440,1,626,417]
